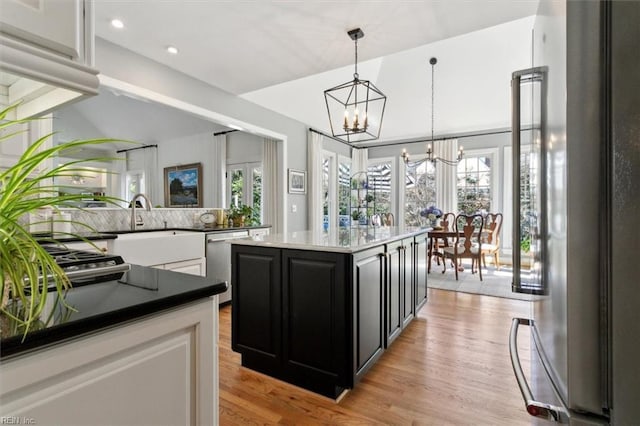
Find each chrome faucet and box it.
[129,193,152,231]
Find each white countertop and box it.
[231,226,431,253]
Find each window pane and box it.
[230,168,243,207]
[367,161,392,214]
[404,159,436,226]
[457,154,492,214]
[338,160,351,227]
[252,167,262,222]
[322,157,330,230]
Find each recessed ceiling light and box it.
[110,19,124,29]
[166,46,179,55]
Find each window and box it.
[320,152,350,230]
[322,155,331,230]
[457,155,492,214]
[338,158,351,227]
[519,146,535,253]
[227,162,262,222]
[367,160,393,215]
[404,159,436,226]
[125,170,145,203]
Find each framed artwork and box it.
[164,163,203,207]
[288,169,306,194]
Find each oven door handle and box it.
[61,263,131,281]
[509,318,569,423]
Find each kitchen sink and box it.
[107,230,204,266]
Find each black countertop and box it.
[105,225,271,235]
[33,232,118,243]
[32,225,271,243]
[0,266,227,359]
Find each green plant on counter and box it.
[0,104,127,337]
[228,204,257,227]
[520,235,531,253]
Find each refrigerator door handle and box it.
[511,67,547,295]
[509,318,569,423]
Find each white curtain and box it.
[142,147,158,205]
[308,131,324,233]
[435,138,459,215]
[211,134,227,208]
[263,138,279,233]
[351,147,368,175]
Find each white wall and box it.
[95,38,309,232]
[227,131,263,164]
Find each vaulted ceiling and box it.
[85,1,539,143]
[94,1,538,95]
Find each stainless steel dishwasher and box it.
[206,230,249,304]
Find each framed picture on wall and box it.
[164,163,203,207]
[288,169,306,194]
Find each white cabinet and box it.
[0,0,89,61]
[0,298,218,426]
[0,1,98,119]
[108,231,206,277]
[155,257,206,277]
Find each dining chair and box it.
[430,212,456,268]
[479,212,503,270]
[441,214,484,281]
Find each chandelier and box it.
[324,28,387,144]
[402,57,463,166]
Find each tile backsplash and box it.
[61,208,214,233]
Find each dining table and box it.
[427,228,491,273]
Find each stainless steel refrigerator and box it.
[509,1,640,424]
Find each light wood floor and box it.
[219,288,532,425]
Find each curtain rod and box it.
[308,128,358,147]
[116,144,158,154]
[213,129,238,136]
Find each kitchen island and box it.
[0,265,227,425]
[230,226,430,398]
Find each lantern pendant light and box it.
[324,28,387,144]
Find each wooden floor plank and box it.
[218,288,531,425]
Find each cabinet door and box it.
[401,237,415,328]
[231,245,281,372]
[414,232,429,312]
[0,0,86,60]
[385,240,402,347]
[164,258,206,277]
[352,247,385,382]
[282,250,350,393]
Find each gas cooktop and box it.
[43,245,131,286]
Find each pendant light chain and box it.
[354,36,359,80]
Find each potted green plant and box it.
[0,104,124,336]
[228,204,254,227]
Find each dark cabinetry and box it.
[352,246,385,381]
[231,233,429,398]
[231,246,281,372]
[414,231,429,312]
[385,237,416,347]
[232,246,350,397]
